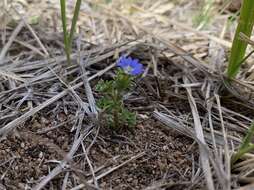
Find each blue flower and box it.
[117,56,144,75]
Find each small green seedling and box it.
[96,56,143,129]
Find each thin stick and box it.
[184,77,215,190]
[0,20,25,61]
[70,152,145,190]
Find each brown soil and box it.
[0,114,197,190]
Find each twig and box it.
[184,77,215,190]
[0,20,25,61]
[70,152,145,190]
[32,127,93,190]
[81,142,99,188]
[77,35,98,116]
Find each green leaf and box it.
[114,70,133,92]
[97,97,114,110]
[120,108,136,127]
[231,122,254,165]
[227,0,254,78]
[96,80,113,93]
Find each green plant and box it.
[231,122,254,165]
[194,0,215,29]
[227,0,254,78]
[60,0,82,64]
[96,56,143,129]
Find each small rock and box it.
[127,177,133,182]
[18,183,26,189]
[39,152,43,158]
[42,165,48,171]
[21,142,25,148]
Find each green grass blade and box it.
[194,0,214,29]
[240,122,254,150]
[60,0,71,64]
[68,0,82,47]
[231,143,254,165]
[231,122,254,165]
[227,0,254,78]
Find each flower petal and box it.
[131,65,143,75]
[126,57,133,65]
[117,56,128,68]
[117,56,144,75]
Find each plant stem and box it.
[60,0,81,65]
[227,0,254,78]
[113,108,119,129]
[69,0,82,46]
[59,0,71,64]
[112,90,120,129]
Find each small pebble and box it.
[39,152,43,158]
[42,165,48,171]
[18,183,25,189]
[127,177,133,182]
[21,142,25,148]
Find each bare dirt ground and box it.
[0,116,196,189]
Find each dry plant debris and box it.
[0,0,254,190]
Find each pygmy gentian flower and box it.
[117,56,143,75]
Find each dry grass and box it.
[1,0,254,189]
